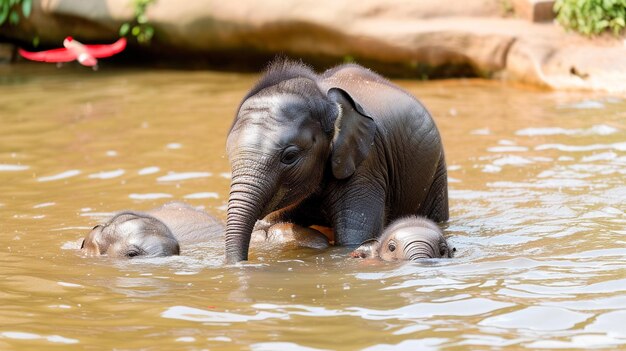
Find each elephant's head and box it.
[81,211,180,258]
[225,61,375,263]
[351,216,453,261]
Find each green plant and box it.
[0,0,31,26]
[555,0,626,36]
[500,0,515,16]
[119,0,155,44]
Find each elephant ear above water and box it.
[328,87,376,179]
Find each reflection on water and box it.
[1,65,625,350]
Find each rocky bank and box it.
[1,0,625,93]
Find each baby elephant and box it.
[81,202,224,258]
[81,202,329,259]
[351,216,453,262]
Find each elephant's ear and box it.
[328,88,376,179]
[439,240,453,258]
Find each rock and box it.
[512,0,555,22]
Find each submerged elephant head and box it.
[351,216,453,261]
[81,211,180,258]
[225,60,375,263]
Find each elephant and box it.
[81,202,328,259]
[81,202,223,258]
[252,223,329,250]
[350,216,454,261]
[225,59,448,263]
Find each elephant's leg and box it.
[421,155,449,222]
[253,195,328,235]
[327,180,386,246]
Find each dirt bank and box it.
[2,0,625,93]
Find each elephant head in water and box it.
[81,211,180,258]
[81,202,223,259]
[225,59,448,263]
[351,216,453,261]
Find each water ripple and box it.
[516,124,618,136]
[543,295,626,311]
[157,172,212,182]
[535,142,626,152]
[162,305,288,323]
[348,298,513,320]
[479,306,591,331]
[37,170,81,182]
[0,164,29,171]
[558,100,605,109]
[251,342,331,351]
[138,166,160,175]
[88,169,125,179]
[362,339,446,351]
[0,332,78,344]
[184,192,219,199]
[505,278,626,296]
[129,193,173,200]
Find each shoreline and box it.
[1,0,625,94]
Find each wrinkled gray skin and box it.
[251,223,329,250]
[81,202,223,258]
[226,59,448,263]
[351,216,453,261]
[81,202,328,259]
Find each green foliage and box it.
[119,0,155,44]
[555,0,626,36]
[0,0,32,26]
[500,0,515,16]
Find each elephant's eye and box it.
[388,241,396,252]
[281,146,300,165]
[126,248,142,258]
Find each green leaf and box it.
[22,0,32,18]
[597,19,610,29]
[119,22,130,36]
[143,25,154,40]
[131,25,140,36]
[555,0,626,36]
[32,35,39,47]
[0,4,9,25]
[9,10,19,25]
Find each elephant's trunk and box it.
[404,241,438,261]
[225,164,274,263]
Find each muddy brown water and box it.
[0,64,625,350]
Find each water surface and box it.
[1,64,625,350]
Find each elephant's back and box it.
[148,202,224,244]
[319,64,430,123]
[321,65,445,220]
